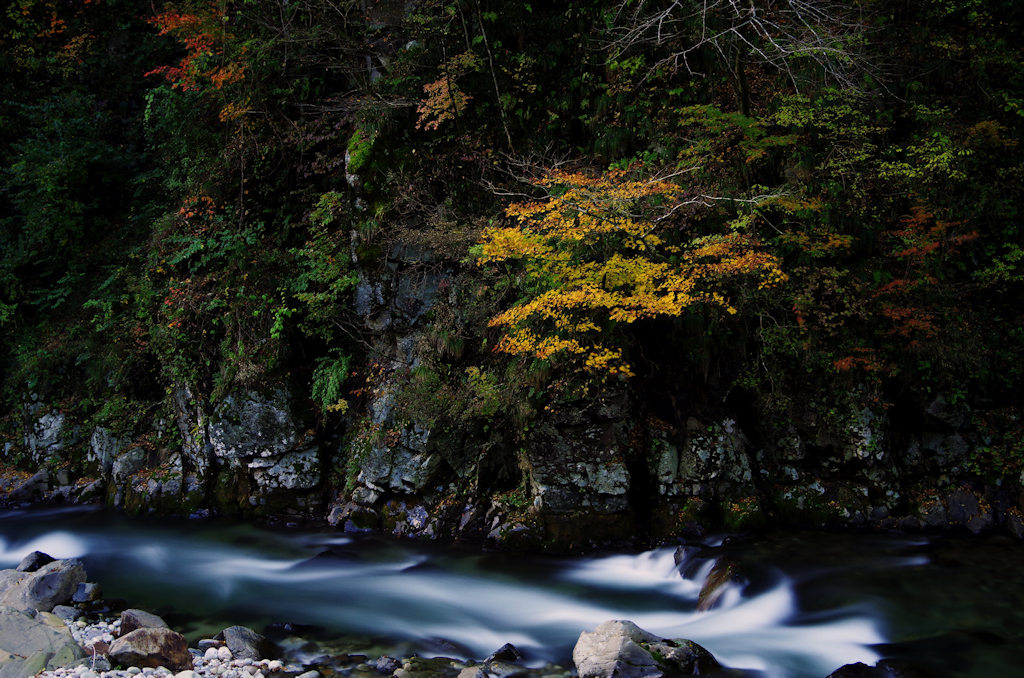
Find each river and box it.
[1,506,1021,678]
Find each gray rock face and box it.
[118,609,169,636]
[172,383,214,481]
[573,620,720,678]
[23,410,70,465]
[111,448,150,484]
[524,416,631,515]
[664,418,754,498]
[249,446,321,492]
[209,390,299,460]
[0,607,85,678]
[357,442,442,494]
[107,627,192,671]
[89,427,124,478]
[0,559,86,612]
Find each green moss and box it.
[347,128,376,175]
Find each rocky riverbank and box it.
[6,383,1024,556]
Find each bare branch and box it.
[608,0,893,98]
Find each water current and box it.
[1,506,1021,678]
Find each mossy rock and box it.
[721,496,768,532]
[649,496,713,540]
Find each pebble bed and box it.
[36,615,577,678]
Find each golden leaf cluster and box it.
[479,169,786,377]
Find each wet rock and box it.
[0,607,86,678]
[697,558,744,612]
[216,625,279,661]
[457,668,487,678]
[375,655,401,672]
[826,659,928,677]
[9,469,50,503]
[484,643,523,663]
[486,661,528,678]
[15,551,54,573]
[573,620,720,678]
[945,487,994,534]
[0,558,86,612]
[328,502,379,532]
[108,627,192,671]
[72,582,103,603]
[118,609,169,636]
[913,493,949,529]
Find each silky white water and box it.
[0,506,901,678]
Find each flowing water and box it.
[1,506,1022,678]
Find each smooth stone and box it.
[108,627,192,671]
[119,610,170,637]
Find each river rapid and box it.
[1,507,1021,678]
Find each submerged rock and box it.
[697,557,744,612]
[573,620,720,678]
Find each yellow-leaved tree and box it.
[478,168,787,379]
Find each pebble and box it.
[33,610,563,678]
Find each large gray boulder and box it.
[0,559,86,612]
[573,620,720,678]
[0,606,86,678]
[107,627,192,671]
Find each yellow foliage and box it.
[479,168,787,377]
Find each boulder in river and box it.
[0,606,86,678]
[215,625,279,661]
[0,558,86,612]
[107,627,192,671]
[573,620,720,678]
[118,609,169,636]
[697,557,744,612]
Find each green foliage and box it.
[311,349,352,416]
